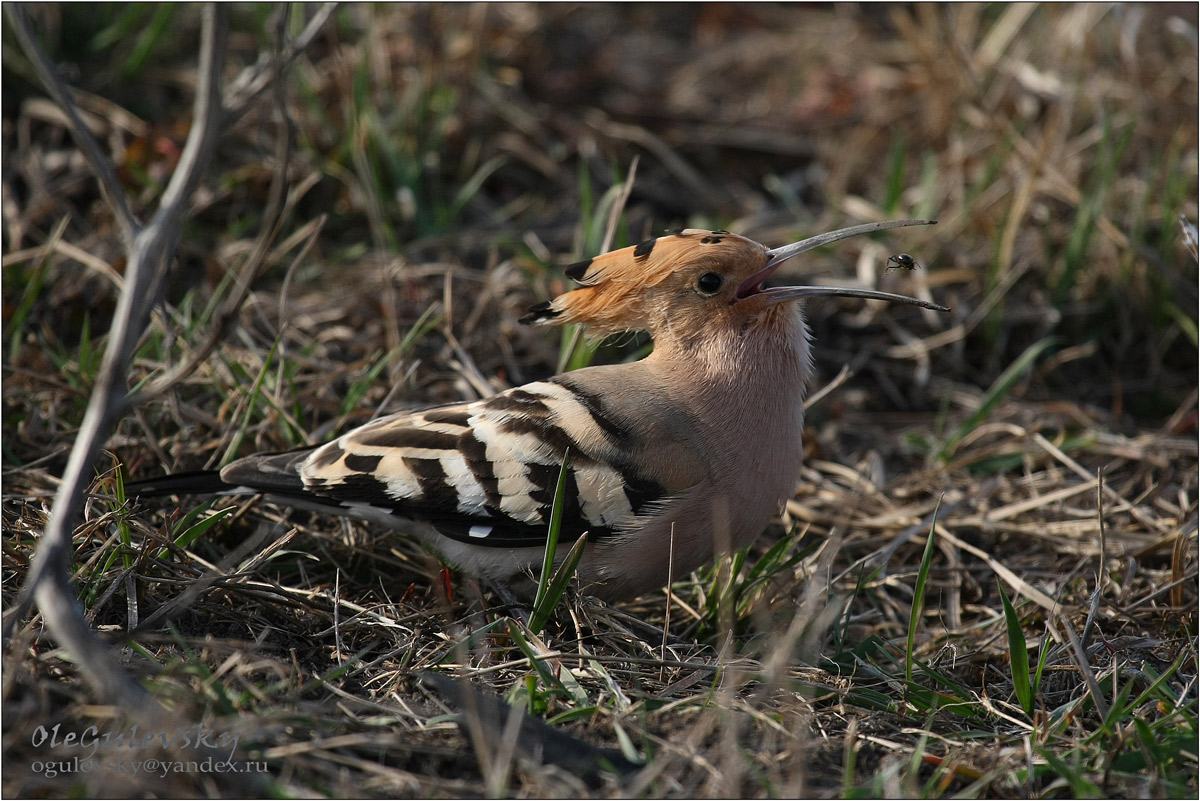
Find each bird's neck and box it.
[646,303,813,478]
[647,303,812,551]
[650,304,813,405]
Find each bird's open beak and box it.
[735,219,950,313]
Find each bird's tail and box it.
[125,470,242,498]
[126,448,315,499]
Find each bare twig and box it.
[1053,613,1111,721]
[601,155,639,253]
[804,363,853,411]
[1080,468,1106,650]
[0,9,298,792]
[556,158,639,374]
[129,6,307,406]
[223,3,339,122]
[1181,214,1199,263]
[3,2,228,692]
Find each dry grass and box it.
[3,4,1197,798]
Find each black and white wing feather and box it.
[209,378,681,547]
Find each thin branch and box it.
[129,6,306,406]
[224,2,338,122]
[1,6,319,792]
[1054,613,1111,721]
[152,8,228,223]
[1080,468,1106,650]
[4,5,227,672]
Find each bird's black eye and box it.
[696,272,723,294]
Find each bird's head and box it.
[521,220,948,347]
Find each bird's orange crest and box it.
[521,229,767,334]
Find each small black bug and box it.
[886,253,921,272]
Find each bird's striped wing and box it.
[226,379,682,548]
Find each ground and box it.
[2,4,1197,798]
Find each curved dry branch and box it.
[129,6,310,406]
[4,3,228,689]
[225,2,338,122]
[1,7,276,792]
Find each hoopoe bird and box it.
[131,220,946,602]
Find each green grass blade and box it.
[906,500,941,686]
[557,324,601,374]
[530,532,588,635]
[1031,620,1052,714]
[121,3,176,80]
[339,350,389,417]
[529,449,571,632]
[938,336,1057,461]
[1165,302,1199,347]
[883,133,909,214]
[998,579,1033,717]
[397,304,442,356]
[169,507,234,555]
[505,621,557,688]
[1035,745,1103,796]
[111,464,134,571]
[4,217,65,364]
[220,332,283,466]
[444,155,507,226]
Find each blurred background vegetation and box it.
[5,4,1196,424]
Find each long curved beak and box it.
[736,219,949,313]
